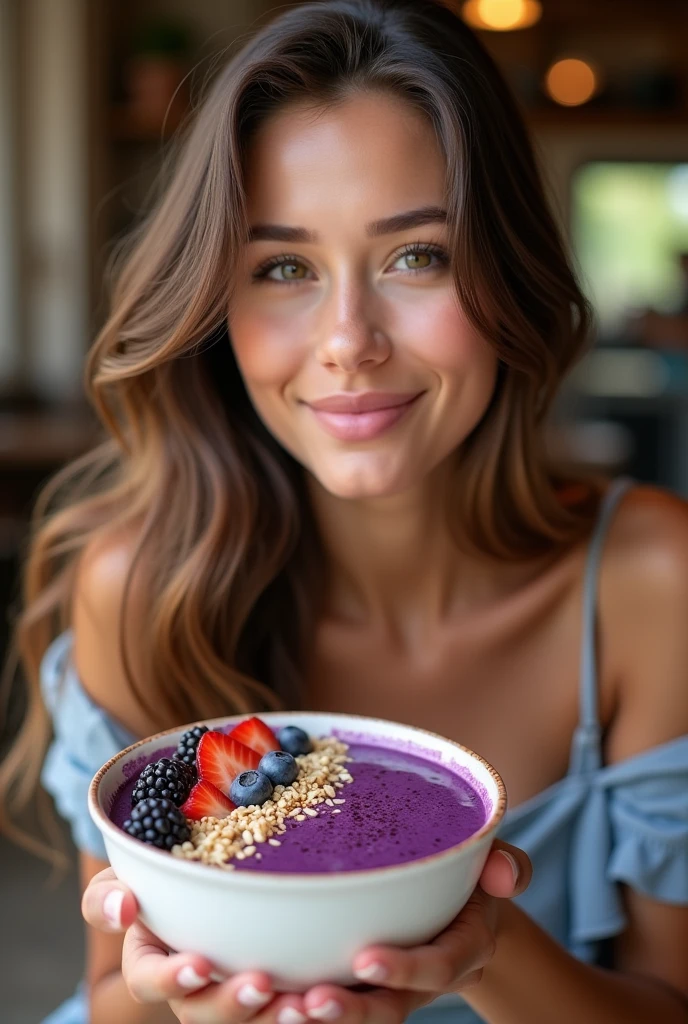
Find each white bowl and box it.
[89,712,506,991]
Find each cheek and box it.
[229,307,305,392]
[228,306,309,460]
[403,297,497,384]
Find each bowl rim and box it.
[89,711,507,884]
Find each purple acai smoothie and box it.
[109,735,488,873]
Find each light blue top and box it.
[39,479,688,1024]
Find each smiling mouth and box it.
[304,392,424,442]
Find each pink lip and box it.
[305,391,423,442]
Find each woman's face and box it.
[229,90,498,499]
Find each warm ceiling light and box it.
[462,0,542,31]
[545,58,598,107]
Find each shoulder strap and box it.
[575,477,635,770]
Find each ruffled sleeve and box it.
[569,734,688,954]
[40,630,137,860]
[606,738,688,900]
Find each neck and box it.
[307,463,494,642]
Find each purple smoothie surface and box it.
[109,738,488,873]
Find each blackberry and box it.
[131,757,194,808]
[173,724,209,774]
[122,797,191,850]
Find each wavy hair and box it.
[0,0,596,856]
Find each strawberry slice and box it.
[228,716,279,757]
[181,780,236,821]
[196,730,261,794]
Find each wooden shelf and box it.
[0,409,98,467]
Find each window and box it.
[571,161,688,341]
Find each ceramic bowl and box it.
[89,711,506,991]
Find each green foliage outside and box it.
[572,162,688,339]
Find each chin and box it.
[312,457,422,501]
[322,479,405,500]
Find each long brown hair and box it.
[0,0,595,852]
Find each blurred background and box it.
[1,0,688,1019]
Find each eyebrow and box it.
[246,205,448,244]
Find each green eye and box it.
[391,244,449,275]
[252,256,311,284]
[402,251,432,270]
[273,261,308,281]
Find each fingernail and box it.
[354,961,389,983]
[499,850,520,887]
[102,889,124,929]
[177,965,208,990]
[308,1000,342,1021]
[237,983,272,1008]
[278,1009,308,1024]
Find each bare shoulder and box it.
[73,526,143,627]
[72,525,158,737]
[602,484,688,621]
[605,483,688,566]
[600,485,688,761]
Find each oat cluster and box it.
[171,736,353,868]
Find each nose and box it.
[316,289,392,374]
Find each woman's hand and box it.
[297,839,532,1024]
[82,839,530,1024]
[83,867,306,1023]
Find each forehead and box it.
[242,91,448,226]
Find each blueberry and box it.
[229,770,274,807]
[259,750,299,787]
[278,726,313,757]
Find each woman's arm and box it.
[92,975,178,1024]
[462,899,687,1024]
[348,875,687,1024]
[463,489,688,1024]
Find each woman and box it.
[2,1,687,1022]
